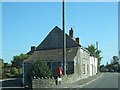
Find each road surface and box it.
[82,72,119,88]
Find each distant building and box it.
[0,58,3,79]
[0,58,3,68]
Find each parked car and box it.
[109,69,114,72]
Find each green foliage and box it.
[11,54,30,68]
[30,60,52,78]
[11,67,19,76]
[86,45,97,56]
[3,67,19,78]
[86,44,102,67]
[2,54,30,79]
[11,53,30,76]
[112,56,119,64]
[107,56,120,72]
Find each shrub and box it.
[30,60,52,78]
[11,67,19,76]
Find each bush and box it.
[30,60,52,78]
[11,67,19,76]
[2,67,19,78]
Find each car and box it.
[109,69,114,72]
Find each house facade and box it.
[89,56,98,76]
[23,26,97,86]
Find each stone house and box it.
[23,26,90,86]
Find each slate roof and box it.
[25,26,82,63]
[24,47,79,63]
[35,26,81,51]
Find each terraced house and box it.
[23,26,97,86]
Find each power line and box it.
[2,49,27,53]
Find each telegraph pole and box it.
[62,0,66,75]
[96,42,99,72]
[96,42,98,50]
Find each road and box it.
[82,72,119,88]
[0,78,26,90]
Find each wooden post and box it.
[62,0,66,75]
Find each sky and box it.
[1,2,118,65]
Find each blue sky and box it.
[2,2,118,65]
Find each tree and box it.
[86,45,97,56]
[112,56,119,64]
[86,44,102,70]
[11,54,30,75]
[110,56,119,72]
[30,60,52,78]
[11,54,30,68]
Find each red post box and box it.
[57,67,62,76]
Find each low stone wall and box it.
[32,77,56,88]
[62,74,80,84]
[32,74,80,88]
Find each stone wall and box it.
[32,74,80,88]
[32,77,55,88]
[62,74,80,84]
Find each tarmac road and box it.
[82,72,119,88]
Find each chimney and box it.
[76,37,80,44]
[69,28,74,39]
[31,46,36,52]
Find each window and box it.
[83,64,85,74]
[87,65,89,74]
[47,62,52,70]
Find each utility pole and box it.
[96,42,99,72]
[96,42,98,50]
[62,0,66,75]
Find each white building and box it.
[89,56,98,76]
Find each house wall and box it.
[89,56,98,76]
[47,61,74,76]
[23,62,33,87]
[74,50,81,76]
[95,57,98,74]
[74,47,90,79]
[90,56,94,76]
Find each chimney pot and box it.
[31,46,36,52]
[76,37,80,44]
[69,28,74,39]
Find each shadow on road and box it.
[1,78,31,90]
[2,78,23,87]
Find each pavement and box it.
[52,73,103,88]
